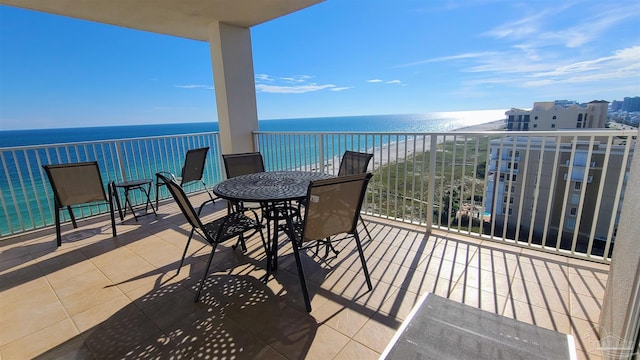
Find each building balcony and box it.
[1,191,609,359]
[1,128,637,359]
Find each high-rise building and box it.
[622,97,640,112]
[484,136,632,246]
[505,100,609,131]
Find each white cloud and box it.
[256,83,336,94]
[255,74,274,82]
[462,46,640,90]
[175,84,214,90]
[396,52,497,68]
[255,74,348,94]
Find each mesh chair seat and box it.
[43,161,117,247]
[156,147,216,210]
[156,173,265,302]
[201,212,262,243]
[282,172,374,312]
[221,152,268,251]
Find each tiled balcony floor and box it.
[1,192,609,359]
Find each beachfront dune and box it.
[320,119,505,173]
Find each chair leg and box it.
[360,214,372,241]
[177,229,195,275]
[353,233,373,291]
[155,176,162,210]
[108,188,117,237]
[194,244,217,302]
[55,208,62,247]
[292,241,312,312]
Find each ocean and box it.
[0,110,505,236]
[0,110,506,147]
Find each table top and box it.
[380,293,576,360]
[212,171,333,202]
[114,179,152,188]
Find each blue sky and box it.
[1,0,639,130]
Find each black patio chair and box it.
[43,161,117,247]
[155,147,217,210]
[156,173,265,302]
[338,151,374,241]
[222,152,266,179]
[282,172,373,312]
[221,152,267,251]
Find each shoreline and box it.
[318,119,505,173]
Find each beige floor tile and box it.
[352,315,400,354]
[0,319,79,360]
[0,283,68,346]
[334,340,379,360]
[60,283,125,316]
[1,258,44,298]
[295,324,351,360]
[311,297,371,337]
[376,289,422,321]
[51,268,113,300]
[71,294,133,332]
[569,271,607,299]
[1,206,610,360]
[570,317,602,353]
[448,284,508,315]
[571,292,604,324]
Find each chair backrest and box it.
[43,162,108,207]
[222,152,265,179]
[302,173,373,242]
[156,173,204,231]
[181,147,210,185]
[338,151,373,176]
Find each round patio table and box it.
[212,171,333,203]
[212,171,333,272]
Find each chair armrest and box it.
[156,171,178,184]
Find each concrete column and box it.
[208,22,258,154]
[599,139,640,359]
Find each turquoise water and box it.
[0,111,505,236]
[0,110,505,147]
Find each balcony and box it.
[1,192,609,359]
[1,128,636,359]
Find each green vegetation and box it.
[367,135,492,231]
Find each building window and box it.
[566,219,576,230]
[570,194,580,204]
[551,124,556,128]
[552,115,557,119]
[570,207,577,216]
[533,124,538,128]
[577,122,582,128]
[534,116,538,120]
[574,182,581,190]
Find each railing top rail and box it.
[254,129,638,136]
[0,131,219,151]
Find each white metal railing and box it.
[1,128,637,263]
[255,129,638,263]
[0,132,222,236]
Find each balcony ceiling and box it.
[0,0,324,41]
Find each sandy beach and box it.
[320,119,505,173]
